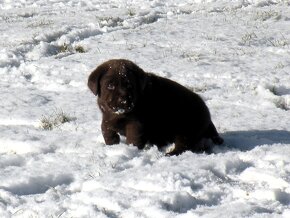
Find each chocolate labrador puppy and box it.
[88,59,223,155]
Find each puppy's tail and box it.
[206,121,224,145]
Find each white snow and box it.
[1,0,290,217]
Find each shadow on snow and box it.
[220,129,290,151]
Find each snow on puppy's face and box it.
[88,59,146,115]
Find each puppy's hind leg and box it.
[166,136,189,156]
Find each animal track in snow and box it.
[256,85,290,110]
[1,9,166,68]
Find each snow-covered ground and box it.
[1,0,290,217]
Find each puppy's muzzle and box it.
[109,96,135,115]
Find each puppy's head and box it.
[88,59,147,115]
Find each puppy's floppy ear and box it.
[137,69,148,92]
[87,62,109,96]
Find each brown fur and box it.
[88,59,223,155]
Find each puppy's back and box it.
[139,73,211,138]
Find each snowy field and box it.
[1,0,290,217]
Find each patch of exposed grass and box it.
[241,32,257,46]
[75,45,86,53]
[58,43,70,53]
[268,35,288,47]
[254,10,281,21]
[181,51,201,62]
[127,8,136,17]
[39,109,75,130]
[26,19,53,28]
[186,85,208,93]
[96,16,123,28]
[57,43,86,54]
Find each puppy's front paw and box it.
[104,134,120,145]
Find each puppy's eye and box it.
[107,83,115,90]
